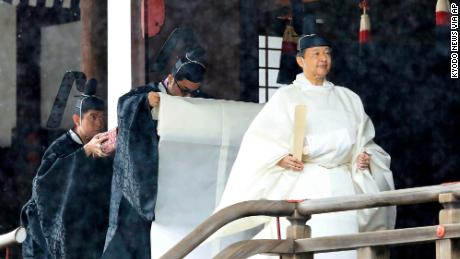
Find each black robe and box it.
[101,84,160,259]
[21,131,113,259]
[102,83,212,259]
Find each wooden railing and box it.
[160,183,460,259]
[0,227,27,249]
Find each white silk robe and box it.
[212,74,396,258]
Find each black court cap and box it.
[151,27,205,76]
[297,15,330,52]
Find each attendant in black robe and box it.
[21,85,113,259]
[102,52,207,259]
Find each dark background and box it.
[1,0,459,258]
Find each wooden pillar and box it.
[283,210,312,259]
[80,0,108,101]
[131,0,146,87]
[436,193,460,259]
[239,0,259,102]
[15,6,42,178]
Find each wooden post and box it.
[436,193,460,259]
[357,247,390,259]
[283,209,312,259]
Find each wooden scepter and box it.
[276,105,307,247]
[292,105,306,160]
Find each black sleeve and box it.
[114,88,159,221]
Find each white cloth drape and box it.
[151,94,263,258]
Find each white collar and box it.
[68,129,83,145]
[292,73,334,91]
[158,81,168,93]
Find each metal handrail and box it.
[160,182,460,259]
[215,224,460,258]
[0,227,27,249]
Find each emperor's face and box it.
[297,46,332,81]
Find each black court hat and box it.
[172,49,206,83]
[74,78,105,116]
[151,27,205,76]
[297,15,331,52]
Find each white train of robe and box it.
[151,94,264,258]
[213,74,396,259]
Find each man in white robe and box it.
[213,23,396,259]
